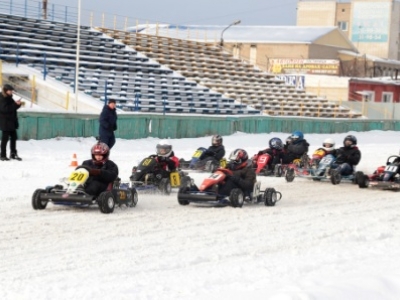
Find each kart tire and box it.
[285,168,295,182]
[330,169,342,185]
[274,164,283,177]
[98,191,115,214]
[354,171,364,185]
[358,174,369,188]
[229,188,244,208]
[263,188,277,206]
[127,188,138,207]
[177,187,190,205]
[159,178,172,195]
[32,189,48,210]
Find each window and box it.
[382,92,393,103]
[337,21,348,31]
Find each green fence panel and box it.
[17,112,400,140]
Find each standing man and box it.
[0,84,22,161]
[99,99,117,149]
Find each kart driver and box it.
[331,135,361,176]
[253,137,284,171]
[218,148,256,198]
[81,142,119,196]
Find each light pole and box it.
[74,0,81,112]
[220,20,241,47]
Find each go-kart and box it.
[177,168,282,207]
[32,167,138,214]
[252,153,284,176]
[130,156,190,194]
[179,147,227,172]
[284,152,361,185]
[357,155,400,190]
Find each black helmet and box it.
[343,135,357,147]
[269,137,283,150]
[2,84,14,92]
[211,134,223,146]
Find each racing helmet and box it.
[322,138,335,152]
[227,148,249,170]
[269,137,283,151]
[290,131,304,143]
[156,140,172,157]
[211,134,223,146]
[91,142,110,165]
[285,135,293,145]
[343,135,357,147]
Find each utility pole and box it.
[43,0,48,20]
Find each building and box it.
[297,0,400,60]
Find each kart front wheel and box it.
[159,178,172,195]
[98,191,115,214]
[32,189,48,210]
[263,188,281,206]
[128,188,138,207]
[230,188,244,208]
[354,171,364,185]
[358,174,369,188]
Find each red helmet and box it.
[91,142,110,165]
[227,149,249,170]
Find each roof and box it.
[129,25,343,44]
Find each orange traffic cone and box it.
[70,153,78,167]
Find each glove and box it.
[158,156,166,162]
[89,169,101,176]
[76,165,90,172]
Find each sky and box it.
[1,130,400,299]
[47,0,299,26]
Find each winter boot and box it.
[10,153,22,161]
[0,156,10,161]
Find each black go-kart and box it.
[177,168,282,208]
[32,167,138,214]
[130,156,190,195]
[357,155,400,190]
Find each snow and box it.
[1,131,400,300]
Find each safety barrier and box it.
[17,112,400,140]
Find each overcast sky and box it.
[48,0,299,26]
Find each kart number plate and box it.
[193,150,203,158]
[385,165,398,172]
[68,169,89,185]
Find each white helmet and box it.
[156,140,172,157]
[322,138,335,152]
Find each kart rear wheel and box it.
[330,169,342,185]
[229,188,244,208]
[98,191,115,214]
[358,174,369,188]
[159,178,172,195]
[177,187,190,205]
[263,188,277,206]
[32,189,48,210]
[127,188,138,207]
[285,168,295,182]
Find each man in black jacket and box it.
[331,135,361,176]
[99,99,118,149]
[0,84,22,161]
